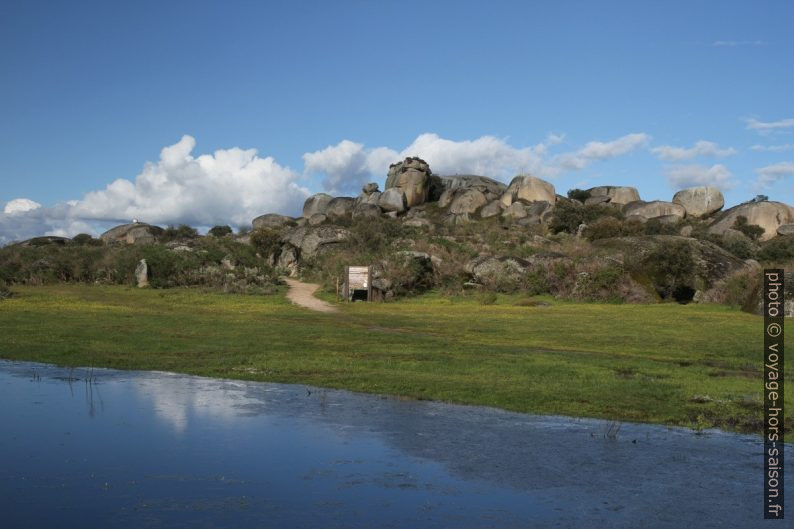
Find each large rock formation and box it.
[352,203,382,220]
[587,186,641,206]
[356,183,381,206]
[100,222,163,245]
[672,187,724,218]
[708,201,794,241]
[385,157,431,208]
[500,175,556,207]
[302,193,334,218]
[325,197,356,219]
[449,189,488,215]
[252,214,297,230]
[378,188,407,212]
[281,225,350,258]
[623,201,686,220]
[434,174,506,201]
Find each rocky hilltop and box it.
[3,156,794,315]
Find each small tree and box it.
[567,188,591,201]
[161,224,199,241]
[250,228,282,259]
[208,225,233,237]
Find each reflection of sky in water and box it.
[0,361,787,528]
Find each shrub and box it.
[584,217,625,240]
[250,228,283,259]
[550,201,622,234]
[757,235,794,262]
[643,240,697,301]
[567,188,591,201]
[208,225,233,237]
[720,236,756,259]
[643,218,680,236]
[732,216,764,241]
[72,233,103,246]
[160,224,199,242]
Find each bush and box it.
[757,235,794,262]
[643,218,680,236]
[567,188,591,201]
[208,225,233,237]
[720,236,756,259]
[732,216,764,241]
[550,201,622,234]
[643,240,697,301]
[160,224,199,242]
[72,233,103,246]
[250,228,283,259]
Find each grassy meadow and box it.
[0,284,789,434]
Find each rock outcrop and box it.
[281,225,350,258]
[449,189,488,215]
[100,223,163,245]
[302,193,334,218]
[623,201,686,220]
[378,188,407,212]
[352,203,382,220]
[385,157,431,208]
[500,175,556,207]
[672,187,724,218]
[325,197,356,219]
[587,186,641,206]
[252,214,297,230]
[708,201,794,241]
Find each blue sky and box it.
[1,0,793,241]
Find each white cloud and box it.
[303,140,398,195]
[554,133,650,170]
[745,117,794,133]
[754,162,794,190]
[0,131,658,244]
[401,133,554,178]
[302,132,650,194]
[665,164,736,190]
[3,198,42,215]
[651,140,737,161]
[0,135,310,244]
[302,133,561,194]
[751,144,794,152]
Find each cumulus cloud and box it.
[754,162,794,190]
[751,143,794,152]
[745,117,794,134]
[303,140,398,195]
[3,198,42,215]
[664,164,736,190]
[651,140,737,161]
[303,132,650,194]
[554,133,650,170]
[0,135,310,244]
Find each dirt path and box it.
[282,278,338,313]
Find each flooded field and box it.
[0,361,785,528]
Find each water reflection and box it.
[0,361,787,528]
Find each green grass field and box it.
[0,284,789,434]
